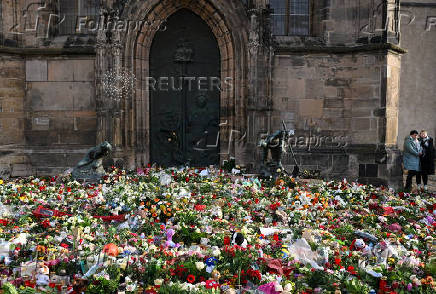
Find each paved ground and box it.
[301,175,436,193]
[402,174,436,193]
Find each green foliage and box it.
[425,257,436,276]
[138,221,160,236]
[52,260,79,276]
[85,264,121,294]
[208,232,225,247]
[2,283,18,294]
[107,264,121,281]
[158,283,190,294]
[192,288,220,294]
[343,278,371,294]
[175,211,200,227]
[18,288,36,294]
[198,182,214,194]
[173,226,207,245]
[333,224,354,242]
[132,261,163,286]
[357,267,379,290]
[308,240,319,251]
[85,277,119,294]
[304,268,337,290]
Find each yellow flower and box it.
[0,179,3,184]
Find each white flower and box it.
[212,247,221,257]
[154,279,163,285]
[195,262,205,270]
[126,284,137,291]
[274,283,283,292]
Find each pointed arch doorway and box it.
[149,9,221,167]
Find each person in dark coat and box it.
[403,130,422,192]
[418,130,435,191]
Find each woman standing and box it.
[419,130,435,191]
[404,130,422,192]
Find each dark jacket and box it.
[420,136,435,175]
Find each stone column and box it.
[386,0,400,44]
[111,30,123,149]
[238,3,273,172]
[95,26,108,144]
[379,52,402,188]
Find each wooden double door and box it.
[149,9,221,167]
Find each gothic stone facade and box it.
[0,0,435,188]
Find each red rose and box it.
[224,236,230,245]
[187,274,195,284]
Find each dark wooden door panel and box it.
[150,9,220,166]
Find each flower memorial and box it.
[0,167,435,294]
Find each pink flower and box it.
[388,223,402,232]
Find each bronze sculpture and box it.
[258,122,299,178]
[72,141,112,181]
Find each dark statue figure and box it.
[258,122,299,178]
[72,141,112,181]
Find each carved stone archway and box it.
[95,0,272,169]
[125,0,250,167]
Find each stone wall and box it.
[398,1,436,147]
[24,56,97,175]
[0,55,26,177]
[0,56,25,145]
[25,58,96,146]
[270,52,384,144]
[243,47,402,186]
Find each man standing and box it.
[403,130,422,192]
[418,130,435,191]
